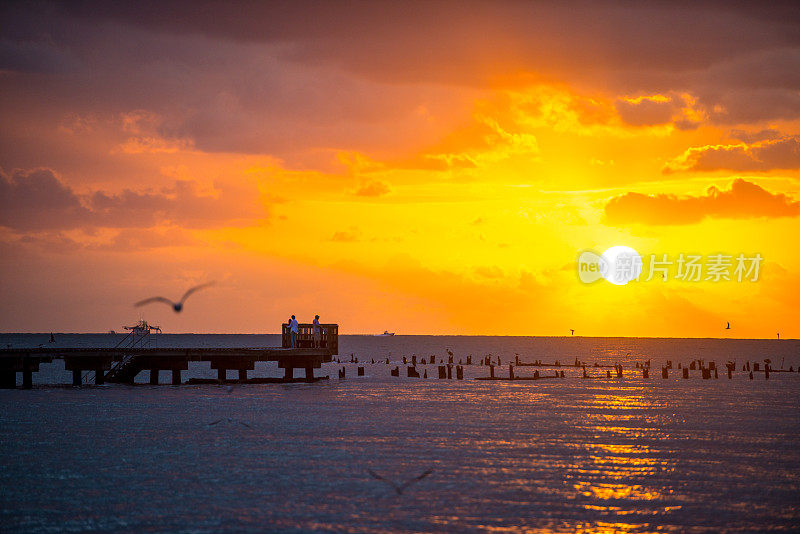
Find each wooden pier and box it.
[0,323,338,388]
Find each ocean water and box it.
[1,335,798,533]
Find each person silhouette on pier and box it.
[289,315,299,348]
[312,314,322,348]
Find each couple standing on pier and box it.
[288,314,323,348]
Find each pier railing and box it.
[282,323,338,354]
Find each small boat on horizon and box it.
[378,330,395,336]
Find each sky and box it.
[1,1,799,337]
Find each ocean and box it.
[1,334,798,532]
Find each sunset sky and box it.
[1,1,798,337]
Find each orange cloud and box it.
[664,136,800,173]
[604,178,800,225]
[354,179,391,197]
[0,167,268,231]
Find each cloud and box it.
[664,136,800,173]
[354,179,391,197]
[604,178,800,225]
[0,167,268,231]
[729,128,782,144]
[331,227,360,242]
[0,168,92,230]
[614,93,705,129]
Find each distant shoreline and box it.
[0,332,796,341]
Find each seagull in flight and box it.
[207,417,250,428]
[135,282,215,312]
[725,321,731,330]
[367,468,433,495]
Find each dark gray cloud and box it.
[0,167,268,231]
[0,0,799,166]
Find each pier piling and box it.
[22,369,32,389]
[172,369,181,385]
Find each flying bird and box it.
[207,417,250,428]
[367,468,433,495]
[725,321,731,330]
[135,282,215,312]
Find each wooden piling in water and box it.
[150,369,159,385]
[172,369,181,385]
[72,369,81,386]
[438,365,447,379]
[390,366,399,377]
[683,368,689,379]
[22,369,32,389]
[489,365,495,378]
[357,366,364,376]
[662,367,668,379]
[447,365,452,379]
[456,366,463,380]
[509,364,514,380]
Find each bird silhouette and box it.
[135,282,215,312]
[367,468,433,495]
[207,417,250,428]
[725,321,731,330]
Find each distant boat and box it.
[378,330,395,336]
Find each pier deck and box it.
[0,323,338,387]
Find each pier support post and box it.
[218,368,226,382]
[683,368,689,379]
[489,365,495,378]
[284,367,293,380]
[643,368,649,379]
[0,371,15,388]
[22,369,32,389]
[509,365,514,380]
[150,369,159,385]
[72,369,81,386]
[237,369,247,382]
[438,366,446,379]
[305,365,314,381]
[95,368,104,385]
[172,369,181,385]
[447,365,452,379]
